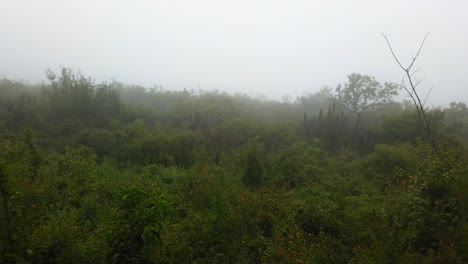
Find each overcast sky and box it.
[1,0,467,105]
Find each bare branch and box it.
[427,104,435,122]
[410,67,422,77]
[382,33,406,71]
[383,32,438,156]
[407,33,429,72]
[392,78,414,98]
[423,86,433,107]
[401,77,414,97]
[413,77,427,88]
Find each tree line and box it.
[0,69,467,263]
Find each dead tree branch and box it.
[382,32,438,156]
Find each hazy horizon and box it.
[1,0,467,106]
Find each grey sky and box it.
[1,0,467,105]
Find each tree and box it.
[296,87,335,116]
[444,102,468,129]
[382,33,438,155]
[336,73,399,137]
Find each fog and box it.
[1,0,467,105]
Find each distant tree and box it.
[303,102,352,151]
[93,84,122,127]
[336,73,399,136]
[443,102,468,138]
[444,102,468,127]
[381,109,444,144]
[296,87,334,115]
[44,68,94,120]
[0,93,37,131]
[41,68,95,137]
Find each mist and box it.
[1,0,467,105]
[3,1,468,262]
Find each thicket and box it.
[0,69,467,263]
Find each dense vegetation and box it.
[1,69,467,263]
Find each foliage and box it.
[336,73,399,118]
[108,186,171,263]
[336,73,399,146]
[0,70,467,263]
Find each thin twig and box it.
[410,67,422,77]
[407,33,429,72]
[413,77,427,88]
[423,86,434,107]
[382,33,406,71]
